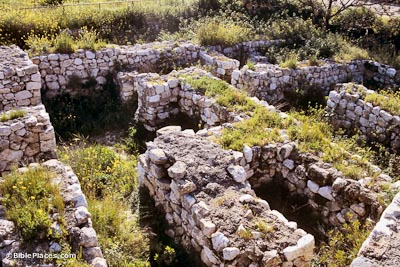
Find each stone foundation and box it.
[120,67,252,131]
[232,60,399,104]
[138,129,315,267]
[327,83,400,152]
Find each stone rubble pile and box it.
[327,83,400,152]
[139,129,315,267]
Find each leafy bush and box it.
[0,168,65,241]
[0,110,26,122]
[331,7,377,39]
[196,18,253,47]
[76,27,106,51]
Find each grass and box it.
[58,141,150,266]
[364,91,400,116]
[219,105,378,180]
[183,76,258,113]
[345,84,400,116]
[0,110,26,122]
[279,52,298,69]
[314,218,372,267]
[219,105,286,150]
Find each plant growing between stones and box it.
[0,110,26,122]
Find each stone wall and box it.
[0,160,106,267]
[0,104,56,175]
[327,83,400,152]
[119,67,252,131]
[209,40,278,64]
[138,129,315,267]
[231,61,365,104]
[363,60,400,88]
[243,142,387,227]
[0,46,42,111]
[199,51,240,82]
[33,41,202,97]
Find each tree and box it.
[298,0,377,28]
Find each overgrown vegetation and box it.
[314,218,372,267]
[1,168,64,241]
[26,27,105,55]
[59,141,151,266]
[183,75,258,113]
[220,105,378,180]
[0,110,26,122]
[0,168,89,266]
[364,90,400,116]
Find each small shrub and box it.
[308,55,321,66]
[54,31,75,54]
[245,60,256,70]
[280,53,298,69]
[0,168,65,241]
[154,246,176,266]
[255,219,274,237]
[76,27,106,51]
[0,110,26,122]
[58,144,137,199]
